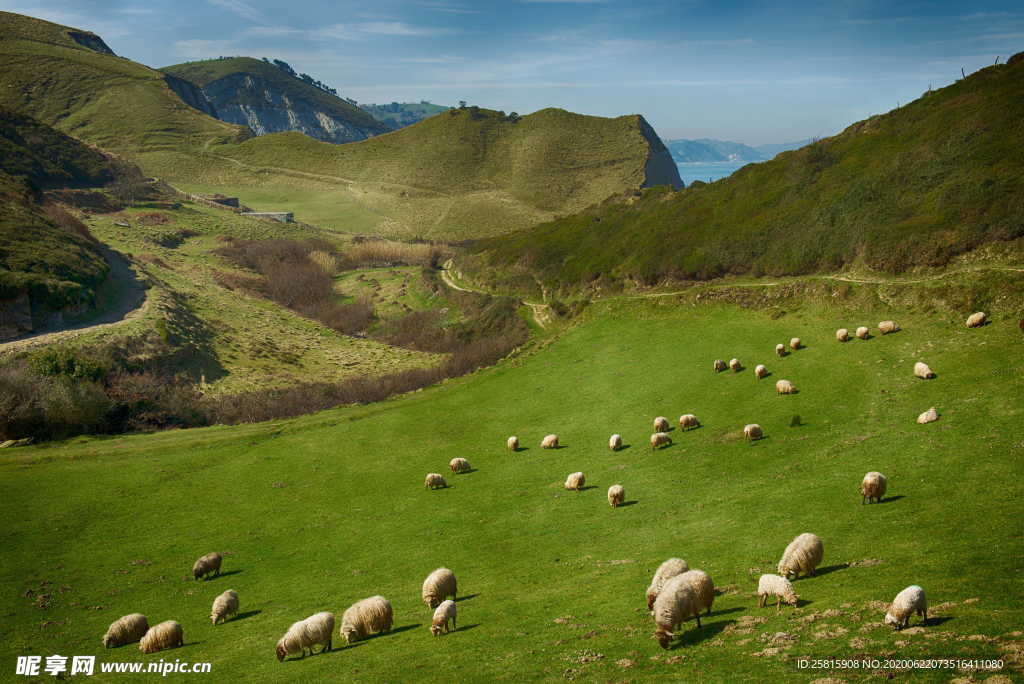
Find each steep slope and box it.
[462,54,1024,294]
[161,57,389,143]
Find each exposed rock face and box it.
[163,74,218,119]
[66,30,115,55]
[637,116,684,189]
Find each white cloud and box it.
[358,21,456,36]
[208,0,266,24]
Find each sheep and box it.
[138,620,183,654]
[449,457,471,474]
[276,612,334,661]
[430,600,456,636]
[885,585,928,630]
[564,471,586,491]
[210,589,239,625]
[775,379,796,395]
[424,473,447,489]
[860,472,887,504]
[541,434,559,449]
[653,416,670,432]
[775,343,785,357]
[507,436,518,451]
[743,424,763,441]
[789,337,801,350]
[102,613,149,648]
[917,407,938,424]
[856,326,870,340]
[340,596,393,644]
[729,358,741,372]
[192,552,222,580]
[652,574,703,649]
[607,484,624,508]
[777,533,824,579]
[878,320,899,334]
[714,359,727,372]
[966,311,986,328]
[757,574,799,612]
[608,434,623,451]
[645,557,690,610]
[650,432,672,450]
[755,364,768,380]
[678,569,715,616]
[914,362,935,379]
[422,568,457,609]
[678,414,699,430]
[836,328,849,342]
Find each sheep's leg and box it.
[758,594,764,608]
[776,596,782,613]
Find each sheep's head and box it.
[341,626,357,644]
[430,623,442,637]
[884,612,900,630]
[275,643,287,662]
[785,592,799,607]
[102,634,112,648]
[654,629,673,650]
[210,614,218,625]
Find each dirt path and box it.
[441,260,552,329]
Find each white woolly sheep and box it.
[860,472,887,504]
[755,364,768,380]
[276,611,334,661]
[775,379,796,395]
[422,568,457,609]
[608,434,623,451]
[790,337,801,350]
[966,311,986,328]
[653,416,670,432]
[341,596,393,644]
[714,359,727,372]
[729,358,741,372]
[878,320,899,334]
[650,432,672,450]
[564,471,586,491]
[777,533,824,579]
[211,589,239,625]
[757,574,798,612]
[775,343,785,357]
[424,473,447,489]
[914,362,935,379]
[885,585,927,630]
[541,434,559,449]
[743,424,763,441]
[449,457,471,474]
[678,414,699,430]
[652,574,703,649]
[678,569,714,616]
[102,613,149,648]
[856,326,869,340]
[192,552,222,581]
[645,557,690,610]
[917,407,938,424]
[607,484,624,508]
[507,436,518,451]
[430,600,456,636]
[836,328,849,342]
[139,620,183,654]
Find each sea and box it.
[676,161,751,185]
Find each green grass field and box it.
[2,294,1021,681]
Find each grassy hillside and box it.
[462,54,1024,295]
[1,285,1021,681]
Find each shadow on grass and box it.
[617,444,632,452]
[671,618,733,649]
[232,610,261,622]
[207,570,243,580]
[576,485,599,492]
[618,500,639,507]
[367,624,420,640]
[455,594,479,603]
[512,447,529,453]
[327,641,365,654]
[925,616,954,626]
[454,623,480,633]
[804,564,847,578]
[879,495,905,504]
[457,468,478,474]
[710,606,745,617]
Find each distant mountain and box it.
[754,139,814,158]
[360,101,451,130]
[666,138,766,163]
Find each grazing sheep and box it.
[102,613,149,648]
[777,533,824,579]
[757,574,799,612]
[138,620,183,654]
[430,600,456,636]
[650,432,672,450]
[541,434,559,449]
[729,358,741,372]
[856,326,870,340]
[966,311,986,328]
[276,612,334,661]
[743,424,763,441]
[424,473,447,489]
[449,457,471,474]
[422,568,457,609]
[860,471,887,504]
[507,436,518,451]
[678,414,699,430]
[714,359,727,372]
[211,589,239,625]
[917,407,939,424]
[608,434,623,451]
[678,569,715,616]
[652,574,703,649]
[607,484,625,508]
[913,362,935,379]
[645,558,690,610]
[340,596,393,643]
[775,343,785,357]
[192,552,222,581]
[755,364,768,380]
[775,379,796,395]
[564,471,586,491]
[790,337,801,350]
[878,320,899,334]
[885,585,928,630]
[836,328,849,342]
[653,416,670,432]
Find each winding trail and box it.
[441,260,552,329]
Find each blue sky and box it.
[3,0,1023,144]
